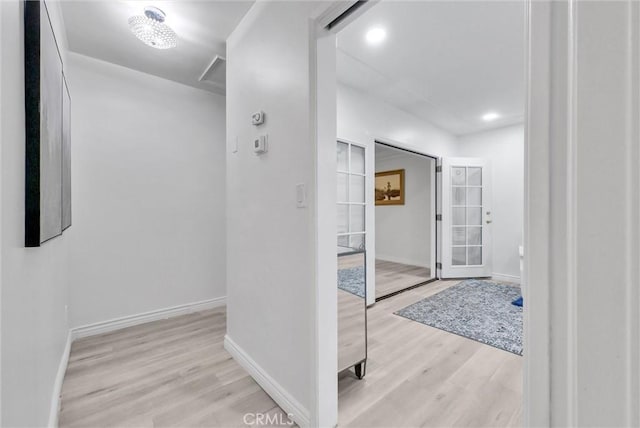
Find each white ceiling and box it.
[60,1,254,94]
[337,1,525,136]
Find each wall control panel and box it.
[252,111,265,126]
[254,134,268,155]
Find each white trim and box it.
[525,2,640,424]
[491,272,521,284]
[71,297,226,340]
[48,330,72,428]
[48,298,226,425]
[430,156,437,280]
[0,1,3,423]
[224,335,310,428]
[316,27,339,427]
[524,0,551,425]
[566,1,579,424]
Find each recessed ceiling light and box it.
[366,27,386,45]
[129,6,177,50]
[482,112,500,122]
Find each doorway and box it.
[374,141,437,300]
[325,0,526,426]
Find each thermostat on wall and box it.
[254,134,268,155]
[252,111,265,126]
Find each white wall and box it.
[1,10,226,423]
[337,83,458,302]
[338,84,459,157]
[225,2,324,426]
[1,1,70,426]
[338,84,524,287]
[375,150,433,269]
[457,124,524,281]
[65,53,226,328]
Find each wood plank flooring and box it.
[376,259,433,298]
[59,280,522,428]
[59,308,291,427]
[339,279,522,427]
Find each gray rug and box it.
[395,279,523,355]
[338,266,365,298]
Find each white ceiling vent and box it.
[199,55,226,92]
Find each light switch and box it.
[296,183,306,208]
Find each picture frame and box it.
[24,0,71,247]
[375,169,405,205]
[62,74,72,231]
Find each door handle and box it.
[486,220,492,224]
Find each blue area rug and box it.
[338,266,365,298]
[395,279,523,355]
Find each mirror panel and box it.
[338,250,367,374]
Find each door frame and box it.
[373,139,439,300]
[313,0,548,426]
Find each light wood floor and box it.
[376,259,433,298]
[339,279,522,427]
[59,308,291,427]
[59,280,522,428]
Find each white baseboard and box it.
[224,335,310,428]
[376,254,431,269]
[48,330,72,428]
[47,298,226,426]
[71,296,226,340]
[491,273,521,284]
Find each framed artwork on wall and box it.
[62,75,72,231]
[24,0,71,247]
[375,169,405,205]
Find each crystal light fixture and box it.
[128,6,177,50]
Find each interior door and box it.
[440,158,492,278]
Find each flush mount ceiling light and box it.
[366,27,387,45]
[128,6,177,50]
[482,112,501,122]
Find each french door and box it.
[440,158,492,278]
[337,141,366,252]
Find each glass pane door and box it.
[440,157,492,278]
[337,141,366,253]
[451,166,483,266]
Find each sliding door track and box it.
[375,277,440,302]
[326,1,369,30]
